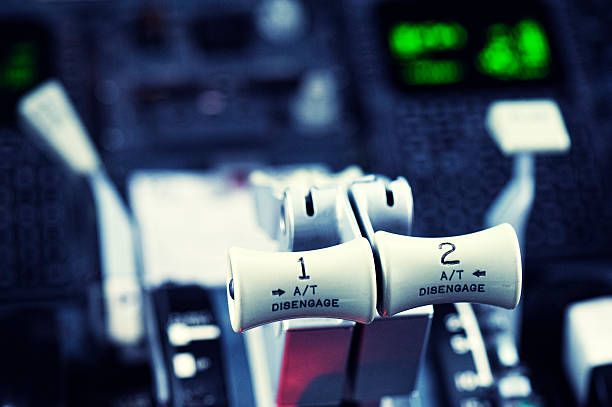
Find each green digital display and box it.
[477,20,551,80]
[389,22,468,59]
[0,42,38,91]
[402,59,463,85]
[379,1,561,88]
[0,21,52,123]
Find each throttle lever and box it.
[227,173,522,332]
[227,237,377,332]
[375,223,522,316]
[228,223,521,332]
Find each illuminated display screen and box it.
[0,21,52,123]
[378,1,562,89]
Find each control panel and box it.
[2,0,612,406]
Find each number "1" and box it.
[298,257,310,280]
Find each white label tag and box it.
[486,99,571,154]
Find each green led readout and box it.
[388,17,554,86]
[402,59,463,85]
[389,21,467,85]
[477,19,551,80]
[0,42,38,91]
[390,22,468,58]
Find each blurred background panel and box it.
[1,0,612,406]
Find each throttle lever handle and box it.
[227,237,377,332]
[375,223,522,316]
[227,224,521,331]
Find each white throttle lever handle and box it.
[375,223,522,316]
[227,238,377,332]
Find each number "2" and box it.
[439,242,460,265]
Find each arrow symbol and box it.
[473,270,486,278]
[272,289,286,297]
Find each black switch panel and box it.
[152,284,229,407]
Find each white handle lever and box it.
[227,237,377,332]
[375,223,522,316]
[18,80,101,175]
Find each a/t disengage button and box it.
[227,237,377,332]
[375,223,522,316]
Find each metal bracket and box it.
[349,175,413,241]
[279,185,361,251]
